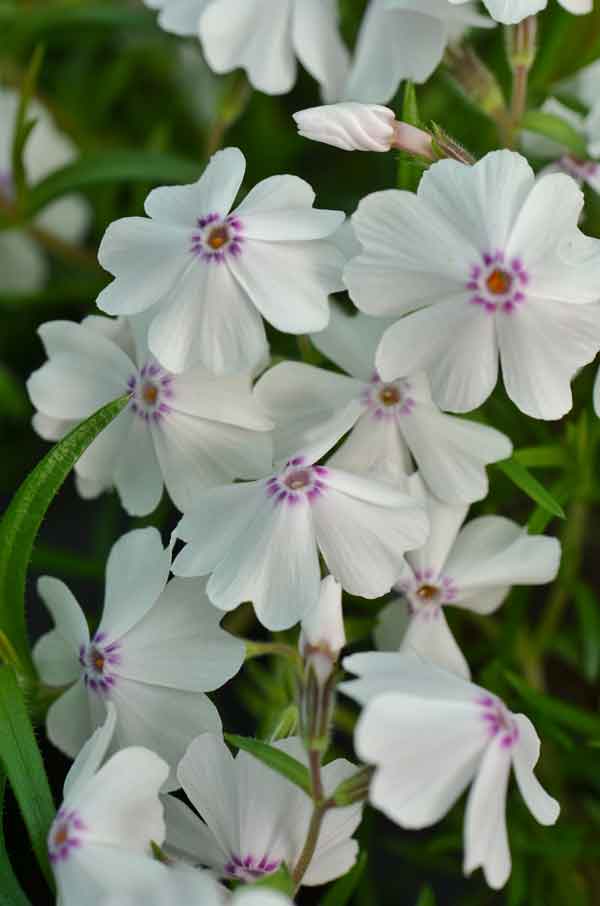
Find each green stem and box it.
[292,749,328,889]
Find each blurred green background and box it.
[1,2,600,904]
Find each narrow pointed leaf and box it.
[225,734,311,796]
[0,395,129,676]
[497,459,565,519]
[0,667,54,888]
[521,110,587,158]
[0,772,32,906]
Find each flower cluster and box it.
[6,2,599,905]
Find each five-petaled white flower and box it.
[97,147,345,375]
[172,453,428,630]
[144,0,350,99]
[448,0,591,25]
[49,705,224,906]
[340,651,560,889]
[523,98,600,194]
[255,305,512,503]
[27,314,273,516]
[375,476,561,678]
[0,88,89,294]
[345,150,600,420]
[343,0,493,105]
[34,528,245,788]
[164,733,362,885]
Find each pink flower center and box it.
[467,251,528,314]
[128,361,174,422]
[48,808,87,863]
[478,696,519,748]
[191,213,244,263]
[224,853,281,882]
[79,632,121,695]
[362,372,415,419]
[397,568,459,617]
[267,457,329,505]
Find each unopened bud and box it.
[331,765,374,807]
[506,15,538,71]
[293,103,434,160]
[300,576,346,684]
[294,102,396,152]
[430,123,476,166]
[445,44,506,118]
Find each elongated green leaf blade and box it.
[521,110,587,158]
[319,852,367,906]
[225,734,312,796]
[505,671,600,737]
[0,667,55,888]
[513,446,567,469]
[0,772,32,906]
[24,152,201,219]
[497,459,565,519]
[574,583,600,682]
[0,395,128,675]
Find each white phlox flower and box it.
[49,704,166,904]
[172,451,429,630]
[375,475,561,678]
[522,98,600,193]
[144,0,350,100]
[96,147,345,375]
[345,149,600,420]
[34,527,245,788]
[27,314,274,516]
[340,651,560,890]
[164,733,362,885]
[254,305,512,503]
[0,88,89,294]
[343,0,493,105]
[448,0,592,25]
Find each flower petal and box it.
[377,298,499,412]
[62,704,117,801]
[327,410,412,485]
[46,678,92,759]
[357,692,486,828]
[110,680,221,790]
[113,416,164,517]
[173,481,265,577]
[117,576,245,692]
[206,494,321,630]
[33,577,88,686]
[228,238,342,333]
[463,738,512,889]
[405,476,468,579]
[512,714,560,825]
[163,794,228,869]
[177,733,240,857]
[144,148,245,225]
[344,0,445,103]
[233,174,344,241]
[497,297,600,420]
[199,0,296,95]
[100,527,171,640]
[292,0,350,102]
[400,609,471,679]
[311,306,392,381]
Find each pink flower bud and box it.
[293,102,396,152]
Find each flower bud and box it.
[293,102,396,152]
[300,576,345,678]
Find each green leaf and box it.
[496,458,565,519]
[0,3,155,43]
[574,583,600,682]
[319,852,367,906]
[397,82,425,193]
[521,110,588,158]
[505,671,600,738]
[0,395,129,676]
[513,445,567,469]
[0,364,29,420]
[24,152,202,220]
[225,734,312,796]
[0,771,32,906]
[252,863,295,896]
[415,885,436,906]
[0,666,55,889]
